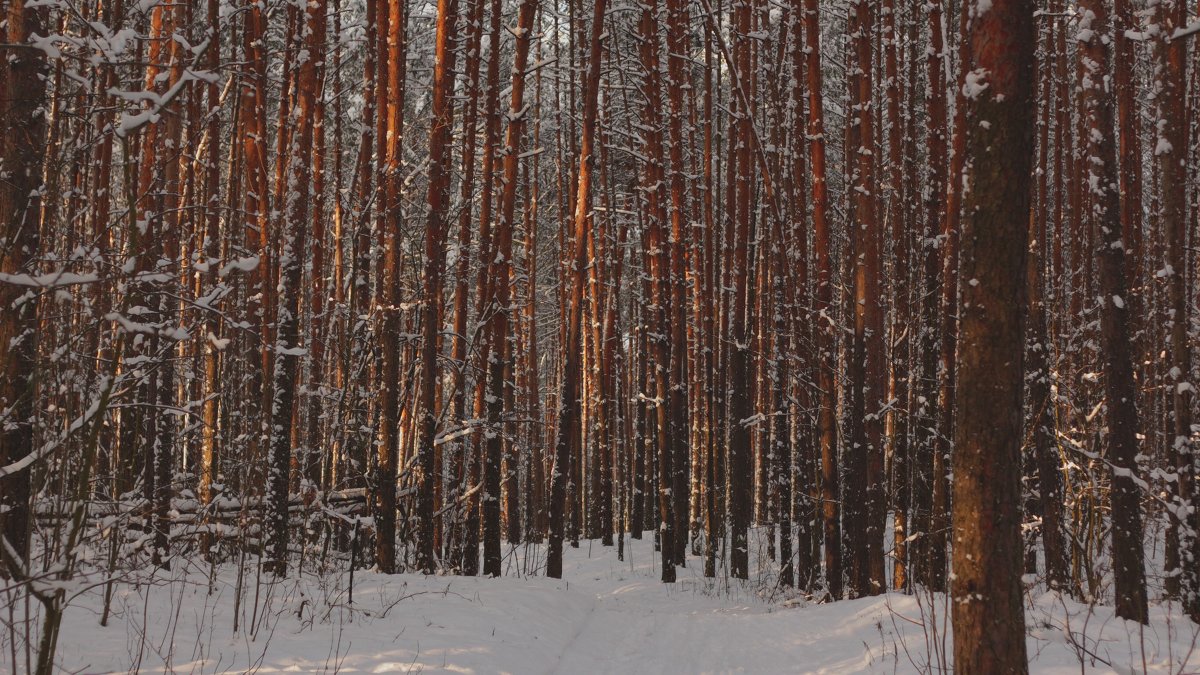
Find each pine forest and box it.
[1,0,1199,671]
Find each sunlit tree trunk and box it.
[266,0,323,576]
[416,0,457,574]
[375,0,407,575]
[547,0,606,579]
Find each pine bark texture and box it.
[951,1,1035,671]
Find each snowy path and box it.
[40,534,1200,674]
[544,559,878,674]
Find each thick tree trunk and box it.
[636,0,676,583]
[727,0,755,582]
[664,0,692,568]
[845,0,885,598]
[951,1,1035,670]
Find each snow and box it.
[219,255,261,277]
[15,533,1197,674]
[962,69,990,100]
[1173,19,1200,40]
[0,271,100,287]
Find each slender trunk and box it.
[1027,11,1067,589]
[882,0,910,593]
[266,0,323,576]
[447,0,485,568]
[375,0,407,575]
[484,0,538,572]
[468,0,504,576]
[1076,0,1148,623]
[727,0,755,582]
[547,0,607,579]
[0,0,49,574]
[664,0,692,568]
[417,0,457,574]
[198,0,223,559]
[800,0,840,598]
[1155,0,1195,618]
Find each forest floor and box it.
[24,532,1200,674]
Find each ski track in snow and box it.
[23,533,1200,674]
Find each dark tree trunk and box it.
[266,0,323,576]
[726,0,755,582]
[1026,16,1067,590]
[1155,0,1196,621]
[1077,0,1148,624]
[951,1,1035,670]
[0,0,48,576]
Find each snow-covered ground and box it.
[13,534,1199,674]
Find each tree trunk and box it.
[266,0,323,576]
[484,0,538,573]
[417,0,457,574]
[727,0,755,582]
[0,0,48,575]
[1076,0,1148,624]
[375,0,407,575]
[951,1,1035,670]
[547,0,606,579]
[1026,10,1067,589]
[1156,0,1195,620]
[801,0,840,598]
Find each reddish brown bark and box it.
[375,0,407,575]
[727,0,755,582]
[801,0,840,598]
[637,0,675,582]
[951,1,1035,670]
[547,0,607,580]
[483,0,538,573]
[417,0,458,574]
